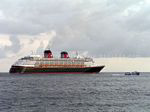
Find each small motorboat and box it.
[125,71,140,75]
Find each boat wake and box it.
[112,73,124,76]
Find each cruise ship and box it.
[9,50,105,74]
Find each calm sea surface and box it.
[0,73,150,112]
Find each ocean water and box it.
[0,73,150,112]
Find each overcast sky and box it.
[0,0,150,71]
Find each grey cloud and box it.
[0,48,6,58]
[4,35,21,53]
[0,0,149,57]
[122,8,150,32]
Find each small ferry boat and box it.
[125,71,140,75]
[9,50,105,74]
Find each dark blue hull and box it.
[9,66,105,74]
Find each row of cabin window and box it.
[37,61,84,65]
